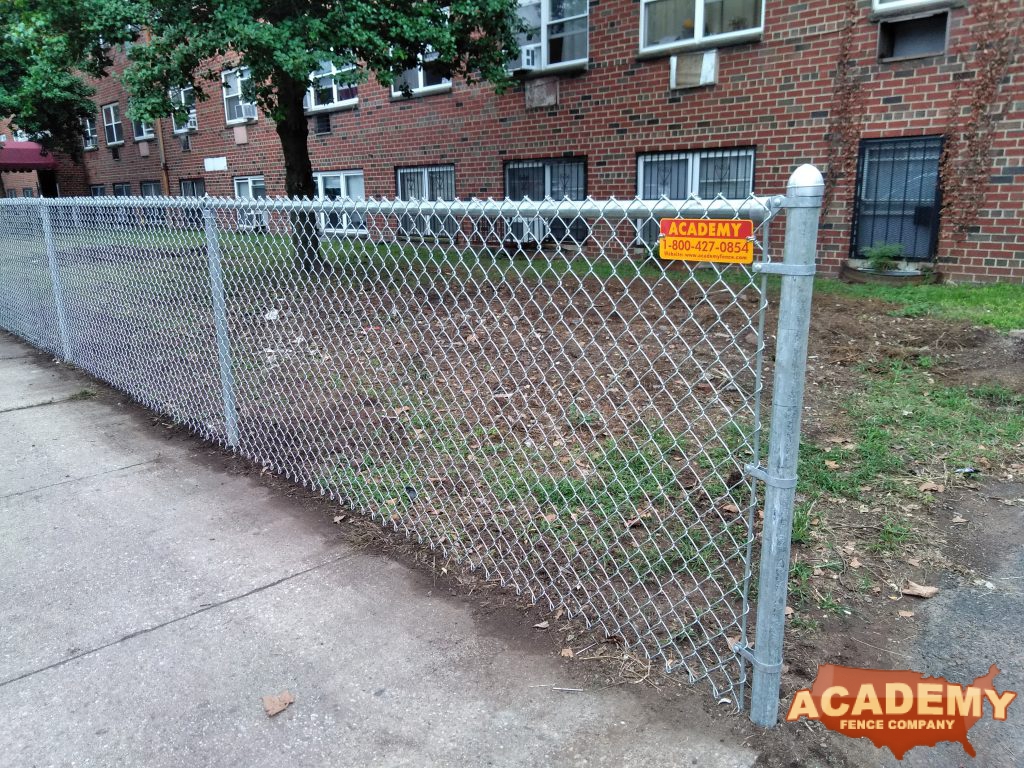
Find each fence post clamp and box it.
[734,642,783,674]
[751,262,816,277]
[744,463,798,490]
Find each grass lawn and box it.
[816,280,1024,332]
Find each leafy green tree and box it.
[0,1,138,157]
[3,0,521,267]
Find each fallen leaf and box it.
[898,610,915,618]
[393,405,411,416]
[262,691,295,717]
[332,515,346,524]
[560,648,574,658]
[850,557,862,569]
[842,542,856,555]
[918,481,945,493]
[813,567,826,576]
[906,558,921,568]
[533,620,550,630]
[824,460,841,470]
[784,606,795,617]
[542,513,557,523]
[720,503,741,514]
[902,581,939,599]
[554,607,564,621]
[951,514,968,524]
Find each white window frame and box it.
[89,184,106,197]
[180,178,206,197]
[305,62,359,112]
[314,171,366,234]
[634,148,754,246]
[391,50,452,98]
[82,117,98,150]
[636,147,755,201]
[171,87,198,134]
[639,0,765,56]
[102,103,124,146]
[514,0,589,72]
[872,0,953,13]
[396,165,457,238]
[222,68,257,125]
[133,119,155,141]
[234,175,269,230]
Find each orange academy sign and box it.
[659,218,755,264]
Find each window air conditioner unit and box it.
[670,49,718,89]
[186,113,198,131]
[236,103,258,121]
[510,44,541,73]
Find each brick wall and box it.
[42,0,1024,281]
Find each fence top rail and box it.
[0,194,786,221]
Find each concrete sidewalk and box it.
[0,334,755,768]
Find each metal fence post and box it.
[40,201,72,361]
[203,200,240,449]
[748,165,824,726]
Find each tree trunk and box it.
[275,73,327,273]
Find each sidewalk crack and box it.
[0,552,356,689]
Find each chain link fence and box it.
[0,170,822,721]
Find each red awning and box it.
[0,141,59,172]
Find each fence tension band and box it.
[744,463,798,490]
[751,262,816,277]
[734,642,783,674]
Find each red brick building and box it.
[2,0,1022,281]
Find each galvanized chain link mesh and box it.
[0,193,781,704]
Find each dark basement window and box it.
[314,114,331,135]
[878,12,949,61]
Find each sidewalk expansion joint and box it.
[0,394,94,416]
[0,458,162,502]
[0,551,358,690]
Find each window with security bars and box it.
[234,175,269,230]
[396,165,458,238]
[504,157,587,245]
[635,148,755,245]
[315,171,366,233]
[852,136,942,262]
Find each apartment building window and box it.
[223,68,258,124]
[314,171,366,233]
[180,179,206,197]
[82,117,98,150]
[102,103,124,146]
[635,148,754,244]
[171,87,198,133]
[872,0,953,13]
[90,185,106,196]
[852,136,942,262]
[513,0,589,72]
[306,62,359,111]
[140,181,161,196]
[505,157,587,244]
[396,165,457,237]
[22,188,34,197]
[641,0,764,54]
[5,189,16,198]
[234,175,268,229]
[112,183,132,196]
[392,50,451,97]
[133,120,156,141]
